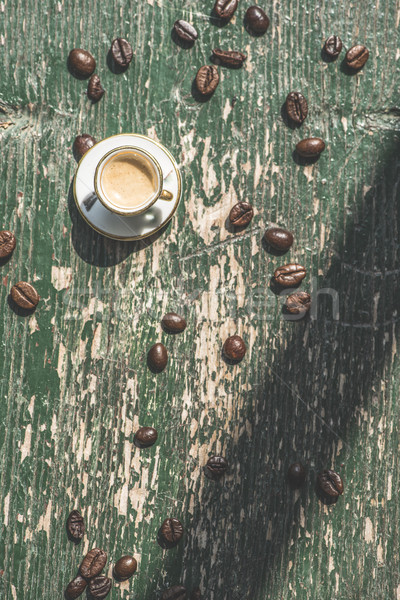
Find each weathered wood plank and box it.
[0,0,399,599]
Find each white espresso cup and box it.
[94,146,173,216]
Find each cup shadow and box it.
[67,180,171,267]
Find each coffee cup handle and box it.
[159,190,174,201]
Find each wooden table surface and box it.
[0,1,400,598]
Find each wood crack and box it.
[179,226,261,262]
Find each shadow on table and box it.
[67,180,170,267]
[181,139,400,598]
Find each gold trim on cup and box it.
[94,145,169,217]
[73,134,182,241]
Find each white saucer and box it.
[73,134,182,241]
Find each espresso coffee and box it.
[101,152,157,210]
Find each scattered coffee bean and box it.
[287,462,306,487]
[284,292,311,317]
[285,92,308,125]
[173,20,198,43]
[111,38,133,68]
[206,455,228,477]
[274,264,306,288]
[10,281,39,310]
[223,335,246,362]
[323,35,342,58]
[264,227,293,252]
[113,555,137,580]
[87,74,105,102]
[89,576,112,599]
[212,48,246,68]
[296,138,325,158]
[79,548,107,579]
[0,230,16,258]
[65,575,87,600]
[195,65,219,96]
[161,585,187,600]
[162,312,187,333]
[245,6,269,34]
[73,134,97,160]
[147,343,168,372]
[66,509,85,541]
[68,49,96,78]
[345,44,369,70]
[190,589,202,600]
[134,426,158,448]
[317,469,344,497]
[213,0,238,20]
[160,518,184,544]
[229,202,254,227]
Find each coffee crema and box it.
[101,152,157,209]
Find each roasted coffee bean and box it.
[73,134,96,160]
[284,292,311,317]
[345,44,369,70]
[213,0,238,20]
[66,509,85,541]
[317,469,344,497]
[245,5,269,34]
[160,518,184,544]
[324,35,342,58]
[223,335,246,362]
[162,312,187,333]
[68,49,96,78]
[161,585,187,600]
[87,75,105,102]
[0,230,16,258]
[147,343,168,372]
[113,555,137,580]
[134,426,158,448]
[287,462,306,488]
[206,455,228,477]
[195,65,219,96]
[296,138,325,158]
[190,589,202,600]
[11,281,39,310]
[285,92,308,125]
[264,227,293,252]
[212,48,246,68]
[89,576,112,599]
[111,38,133,68]
[274,264,306,288]
[229,202,254,227]
[173,20,198,43]
[65,575,87,600]
[79,548,107,579]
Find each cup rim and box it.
[94,145,164,216]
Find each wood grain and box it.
[0,0,399,598]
